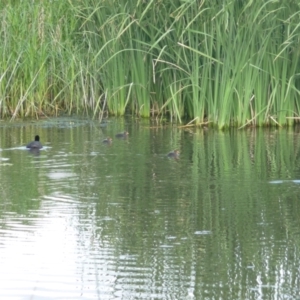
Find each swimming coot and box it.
[115,131,129,138]
[26,135,43,149]
[167,150,180,158]
[102,137,112,144]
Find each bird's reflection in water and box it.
[28,148,41,156]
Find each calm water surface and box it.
[0,118,300,299]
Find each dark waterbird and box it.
[26,135,43,149]
[115,131,129,138]
[167,150,180,159]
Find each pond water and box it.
[0,117,300,299]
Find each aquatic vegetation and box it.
[0,0,300,128]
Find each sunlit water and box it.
[1,118,300,299]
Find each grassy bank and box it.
[0,0,300,128]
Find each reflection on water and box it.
[0,119,300,299]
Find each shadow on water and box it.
[0,118,300,299]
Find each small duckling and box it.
[167,149,180,159]
[115,131,129,138]
[102,137,112,144]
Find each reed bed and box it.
[0,0,300,127]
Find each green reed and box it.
[0,0,300,127]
